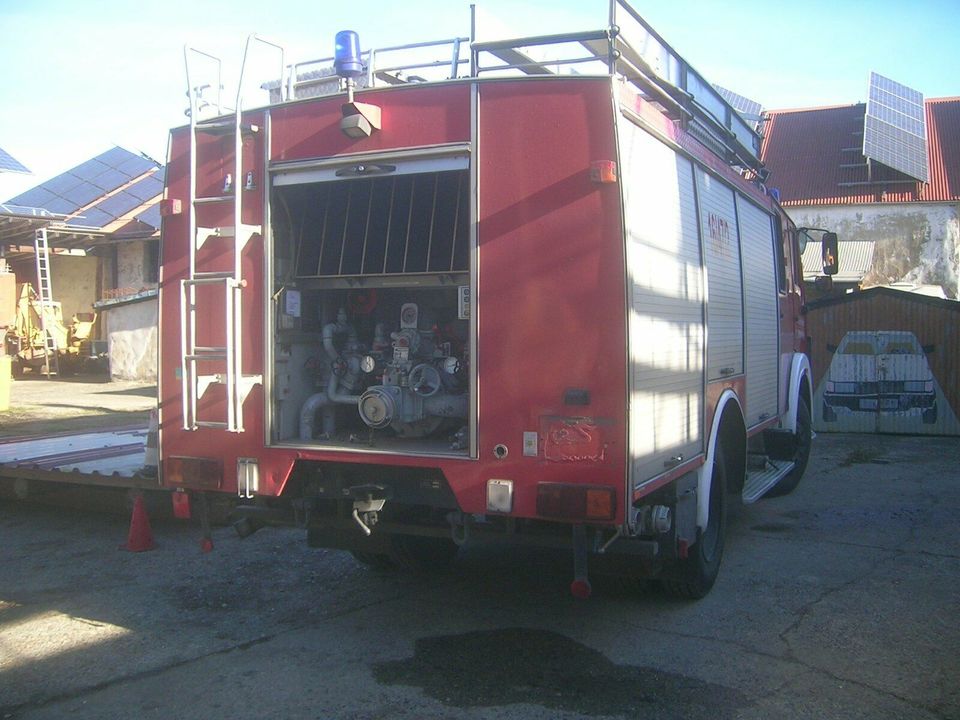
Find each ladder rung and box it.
[183,274,239,287]
[195,195,233,204]
[197,226,236,239]
[185,352,227,361]
[197,224,262,240]
[196,421,230,429]
[192,270,236,280]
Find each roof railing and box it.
[255,0,764,173]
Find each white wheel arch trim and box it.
[782,353,813,434]
[698,389,744,530]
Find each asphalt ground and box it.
[0,430,957,719]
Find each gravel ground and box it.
[0,431,958,720]
[0,376,155,438]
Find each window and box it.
[144,240,159,284]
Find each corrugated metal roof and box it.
[802,239,875,282]
[761,97,960,206]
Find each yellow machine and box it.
[5,283,97,375]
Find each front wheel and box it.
[661,445,728,600]
[765,394,811,498]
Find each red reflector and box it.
[570,579,592,600]
[585,489,614,520]
[159,198,182,216]
[165,456,223,490]
[590,160,617,184]
[171,490,192,519]
[536,483,616,522]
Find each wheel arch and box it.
[782,352,813,433]
[698,390,746,530]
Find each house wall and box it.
[51,254,98,320]
[7,254,98,321]
[116,241,152,291]
[97,240,159,381]
[103,295,157,381]
[786,202,960,298]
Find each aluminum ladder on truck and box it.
[180,37,284,432]
[33,228,59,377]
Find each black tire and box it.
[388,534,459,572]
[661,445,727,600]
[765,394,811,498]
[349,550,397,570]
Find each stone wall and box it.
[100,293,157,382]
[786,203,960,298]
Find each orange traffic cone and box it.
[121,495,157,552]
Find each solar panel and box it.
[93,190,142,219]
[114,154,158,179]
[862,72,928,183]
[61,182,105,208]
[713,84,763,122]
[88,168,129,191]
[136,204,162,230]
[125,172,164,201]
[8,186,57,208]
[4,146,161,223]
[69,158,111,185]
[0,145,30,174]
[66,208,113,227]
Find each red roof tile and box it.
[760,97,960,206]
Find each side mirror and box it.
[821,232,839,276]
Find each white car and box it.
[822,331,937,424]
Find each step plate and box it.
[742,460,795,503]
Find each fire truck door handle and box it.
[719,367,735,376]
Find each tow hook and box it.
[349,484,390,536]
[570,524,592,599]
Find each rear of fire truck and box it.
[159,2,824,599]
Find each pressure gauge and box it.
[360,355,376,374]
[442,356,460,375]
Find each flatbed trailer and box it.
[0,424,155,489]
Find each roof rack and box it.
[255,1,764,174]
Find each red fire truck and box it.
[159,1,838,598]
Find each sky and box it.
[1,0,958,201]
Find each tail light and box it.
[536,483,617,522]
[165,456,222,489]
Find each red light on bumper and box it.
[165,456,223,489]
[536,483,617,522]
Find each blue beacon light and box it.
[334,31,364,79]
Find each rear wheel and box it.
[349,550,396,570]
[661,445,728,600]
[765,394,811,498]
[388,534,459,572]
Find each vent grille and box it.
[284,170,469,278]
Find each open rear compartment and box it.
[268,159,473,457]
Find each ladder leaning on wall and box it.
[33,228,59,378]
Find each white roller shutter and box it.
[619,117,705,486]
[737,196,780,427]
[697,169,743,381]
